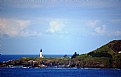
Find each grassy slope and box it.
[76,40,121,68]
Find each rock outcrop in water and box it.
[0,40,121,69]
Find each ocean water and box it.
[0,55,121,77]
[0,55,71,62]
[0,68,121,77]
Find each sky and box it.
[0,0,121,55]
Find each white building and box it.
[40,49,44,58]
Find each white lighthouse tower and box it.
[40,49,43,58]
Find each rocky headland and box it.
[0,40,121,69]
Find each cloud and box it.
[87,20,106,34]
[94,25,106,34]
[47,20,65,33]
[0,18,30,37]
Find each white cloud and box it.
[87,20,106,34]
[0,18,30,37]
[47,20,65,33]
[94,25,106,34]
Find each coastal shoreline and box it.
[1,40,121,69]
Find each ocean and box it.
[0,55,71,62]
[0,55,121,77]
[1,68,121,77]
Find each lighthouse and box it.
[40,49,43,58]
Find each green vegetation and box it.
[0,40,121,68]
[73,40,121,68]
